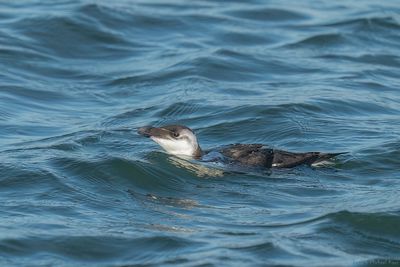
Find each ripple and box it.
[218,31,275,46]
[347,140,400,173]
[286,33,349,48]
[318,53,400,68]
[314,211,400,257]
[12,14,132,60]
[226,7,309,22]
[78,3,188,37]
[155,101,203,124]
[0,235,204,265]
[1,85,72,103]
[310,98,400,116]
[229,241,301,262]
[323,16,400,30]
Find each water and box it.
[0,0,399,266]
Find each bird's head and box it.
[138,125,202,158]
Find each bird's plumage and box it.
[138,125,343,168]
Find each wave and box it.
[0,235,203,265]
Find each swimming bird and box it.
[138,125,343,168]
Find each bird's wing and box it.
[219,144,343,168]
[272,150,342,168]
[220,144,274,167]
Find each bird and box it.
[138,125,344,168]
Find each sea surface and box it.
[0,0,400,266]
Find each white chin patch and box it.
[151,137,194,157]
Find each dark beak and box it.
[138,126,170,139]
[138,126,153,138]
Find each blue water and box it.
[1,0,400,266]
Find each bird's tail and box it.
[312,152,346,166]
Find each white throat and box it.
[151,132,200,157]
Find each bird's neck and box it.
[193,145,203,159]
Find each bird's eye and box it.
[173,132,180,138]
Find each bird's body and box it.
[217,144,341,168]
[138,125,343,169]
